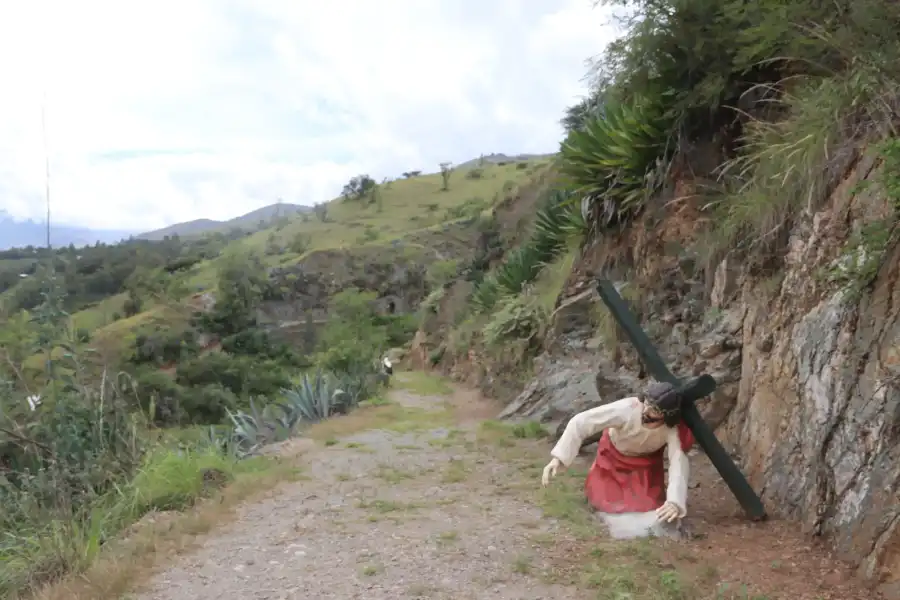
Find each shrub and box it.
[472,275,503,313]
[221,327,300,364]
[484,295,548,348]
[175,353,291,399]
[445,197,489,221]
[470,189,582,312]
[375,313,419,347]
[183,383,240,425]
[419,287,446,317]
[0,375,148,596]
[315,289,388,374]
[134,369,186,425]
[426,259,460,288]
[132,328,199,366]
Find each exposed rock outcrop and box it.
[258,247,429,325]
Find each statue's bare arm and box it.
[542,398,633,486]
[657,427,690,522]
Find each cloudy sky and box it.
[0,0,620,232]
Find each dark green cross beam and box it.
[596,279,767,521]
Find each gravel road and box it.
[129,382,583,600]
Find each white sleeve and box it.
[550,398,634,467]
[665,427,690,516]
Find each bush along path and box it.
[93,372,878,600]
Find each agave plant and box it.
[559,95,672,229]
[532,190,578,256]
[562,200,589,238]
[226,398,291,456]
[494,246,544,295]
[472,275,503,313]
[334,368,377,407]
[281,369,342,424]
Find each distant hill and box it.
[0,212,133,250]
[455,152,556,170]
[137,202,312,241]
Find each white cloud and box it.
[0,0,620,232]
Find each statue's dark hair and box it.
[643,381,682,428]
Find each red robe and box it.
[584,422,694,514]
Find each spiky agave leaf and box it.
[227,398,272,453]
[532,192,575,255]
[281,368,337,424]
[559,95,671,229]
[472,276,502,312]
[494,246,543,295]
[562,201,588,238]
[334,369,371,407]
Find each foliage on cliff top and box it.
[562,0,900,265]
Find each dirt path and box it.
[127,373,882,600]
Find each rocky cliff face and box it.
[256,242,440,328]
[721,156,900,585]
[493,151,900,586]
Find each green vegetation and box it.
[560,95,671,230]
[559,0,900,279]
[0,262,391,596]
[6,0,899,591]
[419,182,586,385]
[420,0,900,396]
[0,270,293,597]
[0,157,549,596]
[472,189,585,313]
[223,160,545,271]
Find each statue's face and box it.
[641,405,666,429]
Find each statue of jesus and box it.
[541,381,694,539]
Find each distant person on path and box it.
[541,381,693,539]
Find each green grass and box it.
[178,161,549,292]
[393,370,453,396]
[533,248,578,312]
[304,398,455,440]
[238,162,546,254]
[70,293,130,331]
[87,303,192,357]
[0,447,298,599]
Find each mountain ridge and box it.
[136,202,312,241]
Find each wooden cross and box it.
[596,279,767,521]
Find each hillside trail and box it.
[128,373,881,600]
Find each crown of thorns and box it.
[642,382,681,417]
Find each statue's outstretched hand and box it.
[541,458,562,486]
[656,501,684,523]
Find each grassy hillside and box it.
[238,162,545,251]
[171,160,551,292]
[0,158,552,367]
[137,218,221,240]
